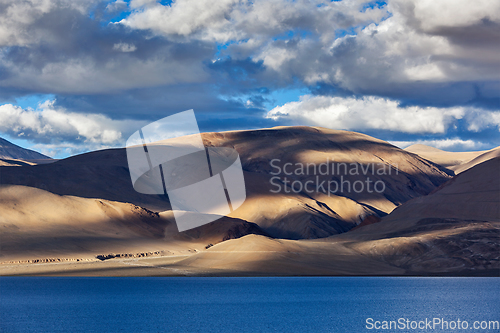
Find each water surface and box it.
[1,277,498,332]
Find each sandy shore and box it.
[2,254,497,277]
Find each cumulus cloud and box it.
[0,0,213,95]
[124,0,240,41]
[122,0,500,94]
[1,0,498,104]
[391,139,492,152]
[392,0,500,31]
[0,100,145,148]
[122,0,387,43]
[0,0,498,155]
[0,0,96,47]
[465,109,500,132]
[265,95,476,134]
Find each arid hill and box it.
[0,129,497,276]
[452,147,500,174]
[0,127,451,239]
[132,157,499,277]
[0,137,51,161]
[404,143,499,174]
[0,185,266,263]
[333,156,500,275]
[205,127,451,238]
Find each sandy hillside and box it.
[0,148,172,211]
[0,126,452,239]
[0,185,265,263]
[130,157,499,276]
[0,157,497,276]
[0,158,37,167]
[452,147,500,174]
[404,144,499,173]
[331,156,500,274]
[206,126,451,238]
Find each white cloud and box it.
[390,139,490,152]
[266,95,468,134]
[189,0,500,96]
[113,42,137,52]
[106,0,127,13]
[0,0,53,46]
[123,0,240,42]
[393,0,500,31]
[0,54,208,94]
[122,0,388,43]
[0,100,145,148]
[0,0,96,47]
[0,0,211,94]
[0,0,498,155]
[465,109,500,132]
[2,0,499,102]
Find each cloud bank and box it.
[0,0,498,155]
[0,100,144,156]
[266,95,500,134]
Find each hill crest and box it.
[0,137,51,160]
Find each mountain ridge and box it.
[0,137,51,160]
[0,126,452,239]
[1,127,497,276]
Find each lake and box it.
[0,277,498,332]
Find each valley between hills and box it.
[0,126,498,276]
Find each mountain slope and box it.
[338,157,500,275]
[452,147,500,174]
[0,137,51,160]
[138,158,499,276]
[0,126,452,239]
[404,144,493,173]
[205,126,452,238]
[0,145,496,276]
[0,185,266,263]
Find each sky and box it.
[0,0,499,158]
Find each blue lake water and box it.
[0,277,498,332]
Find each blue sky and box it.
[0,0,499,158]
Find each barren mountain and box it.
[333,156,500,275]
[452,147,500,174]
[0,137,51,161]
[126,157,499,277]
[205,127,452,238]
[404,143,499,174]
[0,126,451,239]
[0,185,265,263]
[0,129,497,276]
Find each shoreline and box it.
[1,255,498,277]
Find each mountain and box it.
[0,128,496,276]
[131,157,499,276]
[336,156,500,275]
[404,144,495,173]
[0,137,51,160]
[0,185,266,263]
[0,126,451,239]
[204,127,451,238]
[452,147,500,174]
